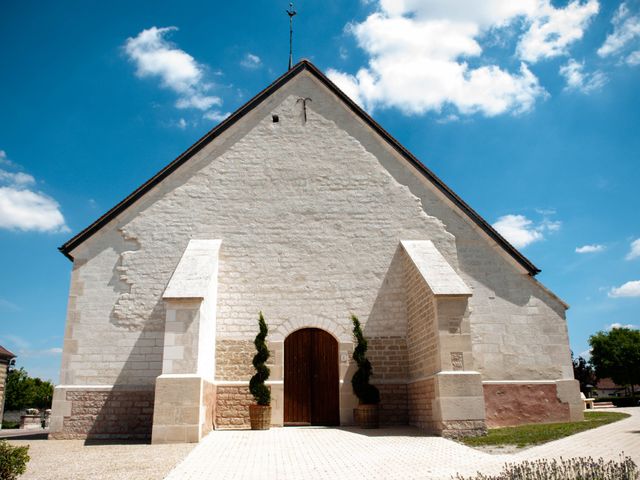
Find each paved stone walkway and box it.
[164,408,640,480]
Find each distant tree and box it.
[589,327,640,398]
[571,352,596,394]
[4,368,54,411]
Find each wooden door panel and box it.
[284,328,339,426]
[284,329,311,425]
[310,330,340,426]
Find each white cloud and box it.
[578,349,591,360]
[203,110,230,123]
[0,170,35,186]
[608,280,640,298]
[606,322,638,329]
[559,59,607,93]
[15,346,63,358]
[0,151,68,233]
[598,2,640,63]
[627,49,640,65]
[328,16,545,116]
[493,214,543,248]
[0,150,13,166]
[330,0,599,117]
[575,244,605,253]
[0,188,67,232]
[517,0,599,63]
[240,53,262,69]
[125,26,223,121]
[492,212,561,249]
[177,118,187,129]
[625,238,640,260]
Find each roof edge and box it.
[59,61,311,260]
[0,345,16,359]
[59,59,540,276]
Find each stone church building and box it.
[50,61,582,443]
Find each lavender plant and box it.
[454,454,638,480]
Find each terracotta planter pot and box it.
[353,404,379,429]
[249,404,272,430]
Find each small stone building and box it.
[50,61,582,443]
[0,345,16,428]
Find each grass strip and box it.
[461,411,630,448]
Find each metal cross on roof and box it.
[287,3,297,70]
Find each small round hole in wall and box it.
[272,114,279,123]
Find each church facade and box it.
[50,61,582,443]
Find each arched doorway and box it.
[284,328,340,426]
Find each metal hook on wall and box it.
[296,97,312,123]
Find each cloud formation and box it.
[517,0,599,63]
[598,2,640,65]
[240,53,262,69]
[626,238,640,260]
[607,322,638,329]
[608,280,640,298]
[492,213,560,249]
[329,0,599,117]
[0,151,68,233]
[560,59,607,93]
[125,27,226,123]
[575,243,606,253]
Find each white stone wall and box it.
[61,70,572,388]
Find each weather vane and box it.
[287,2,297,70]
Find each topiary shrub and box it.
[454,454,638,480]
[351,314,380,405]
[0,440,30,480]
[249,311,271,406]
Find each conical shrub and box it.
[351,314,380,405]
[249,312,271,406]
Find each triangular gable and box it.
[59,60,540,276]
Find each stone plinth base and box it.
[408,372,487,437]
[49,385,154,440]
[151,375,215,444]
[483,379,583,428]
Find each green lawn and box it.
[461,411,630,448]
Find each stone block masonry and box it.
[367,337,408,382]
[215,340,255,381]
[54,68,580,442]
[49,387,154,439]
[376,384,408,426]
[407,378,436,431]
[215,385,255,429]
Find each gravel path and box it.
[6,439,194,480]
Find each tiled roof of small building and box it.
[0,345,16,359]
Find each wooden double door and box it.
[283,328,340,426]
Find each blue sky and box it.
[0,0,638,382]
